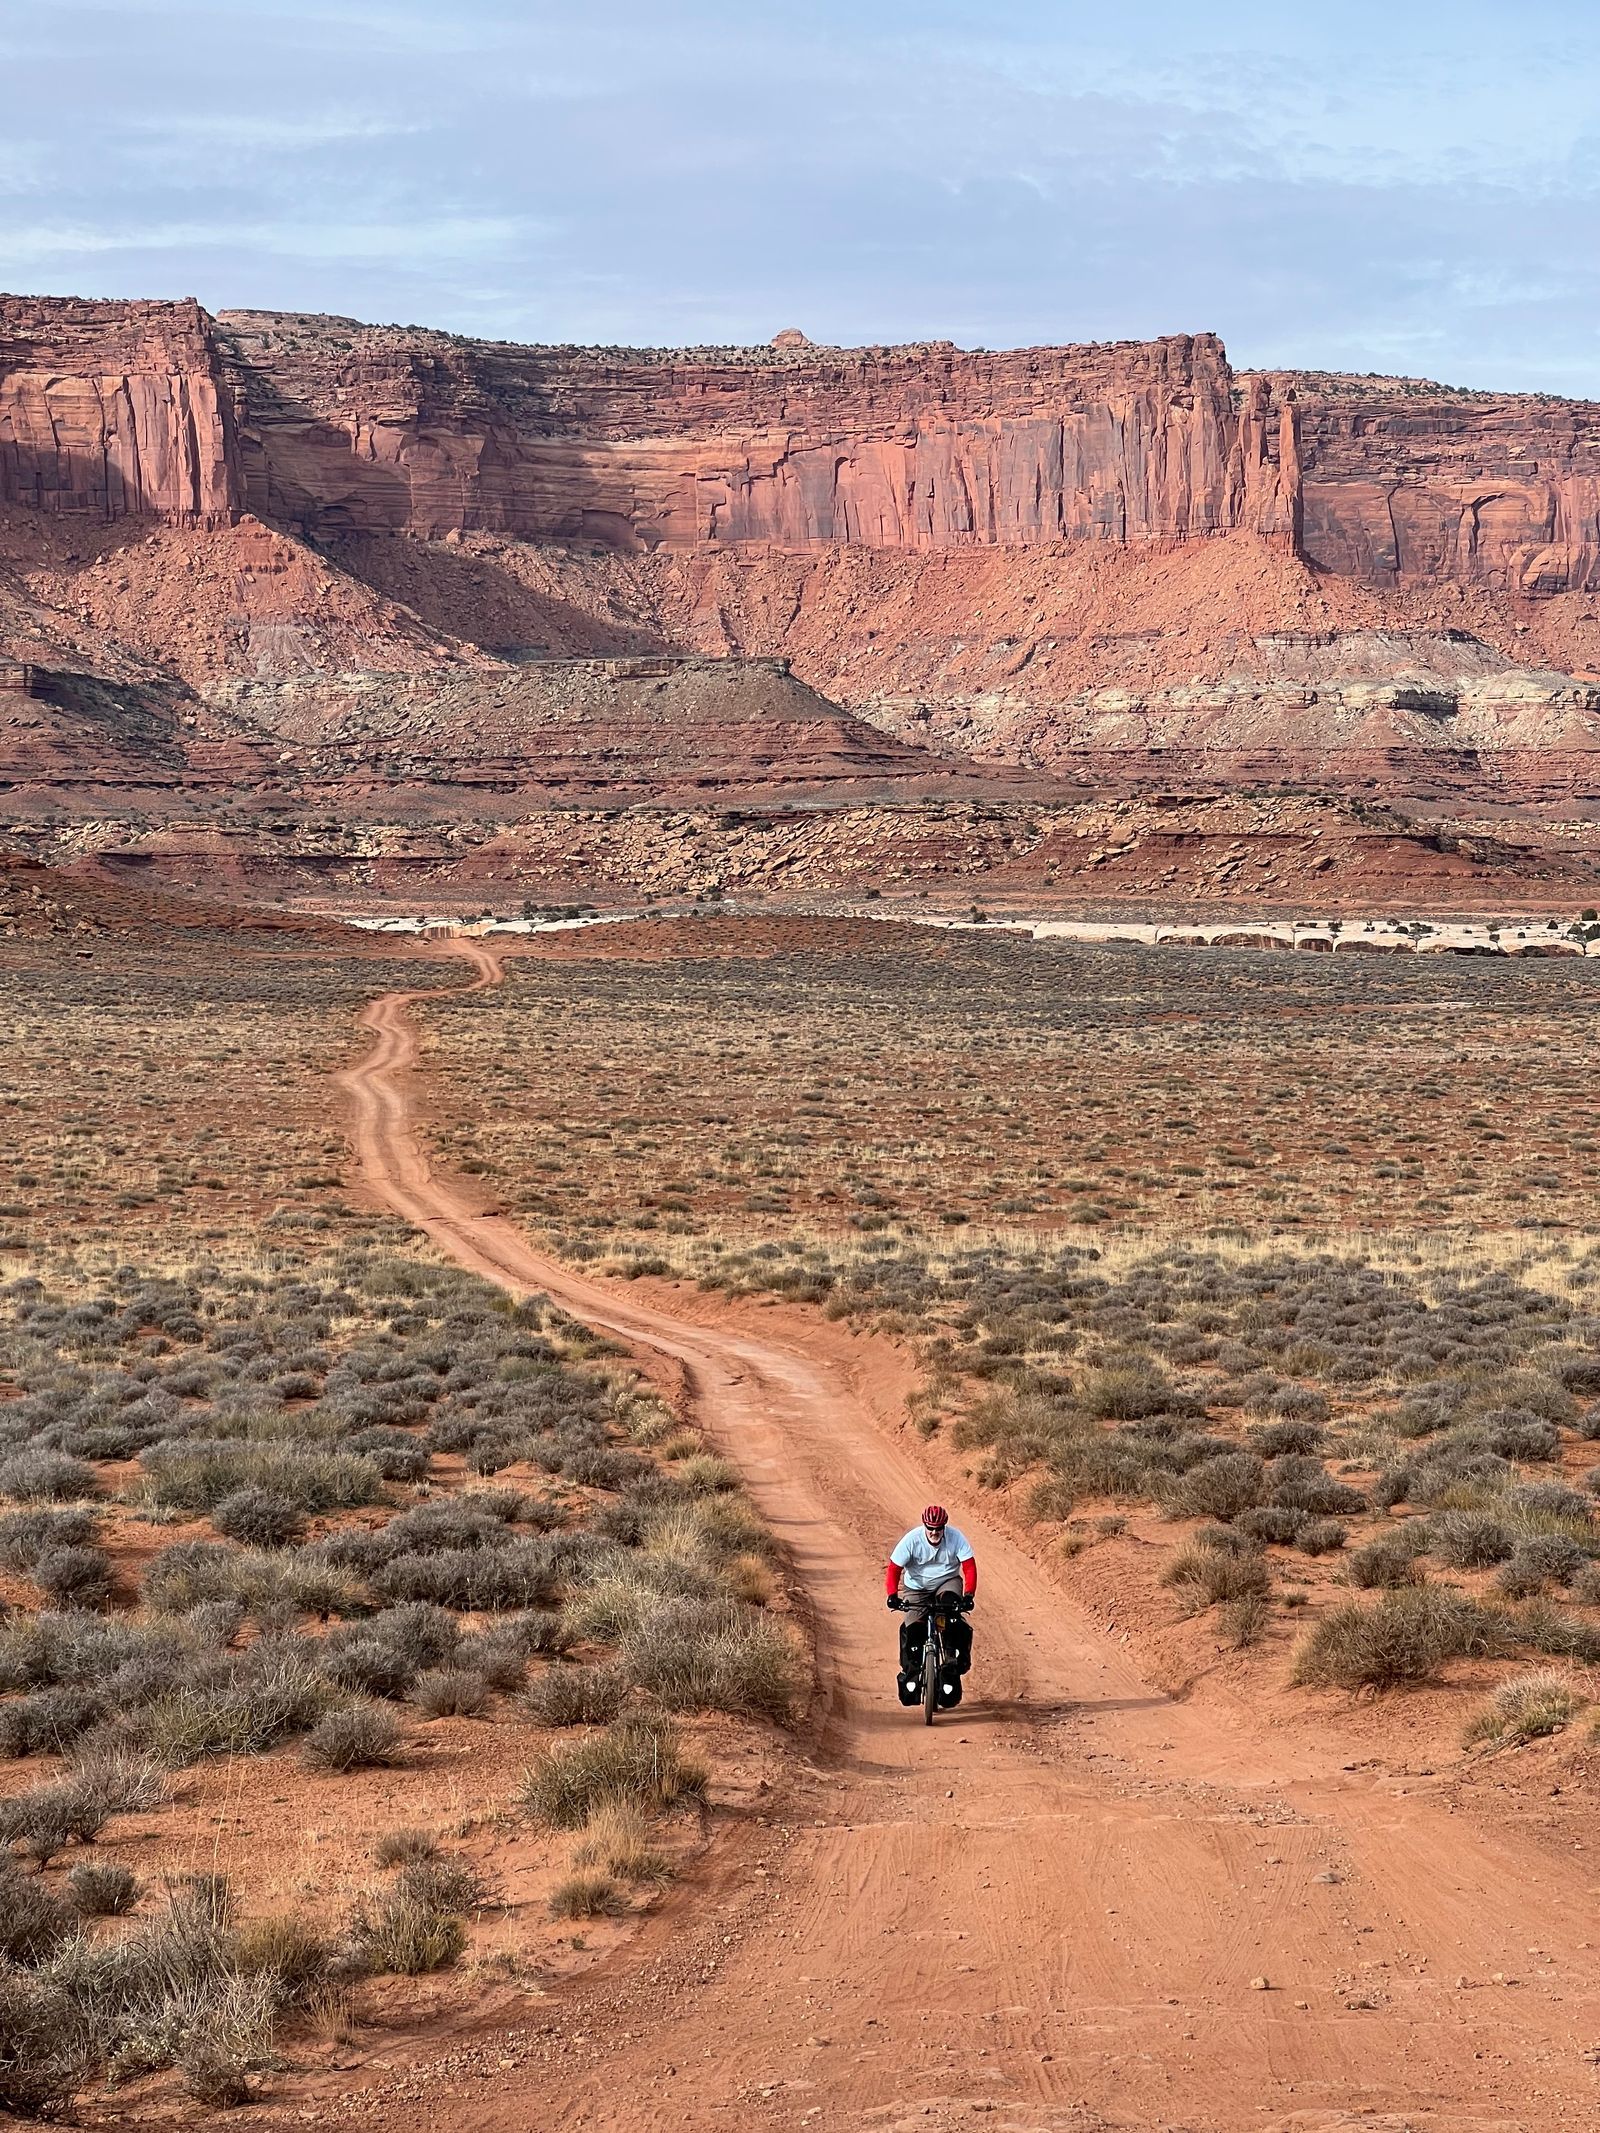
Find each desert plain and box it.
[2,297,1600,2132]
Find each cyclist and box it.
[885,1505,976,1707]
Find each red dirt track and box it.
[332,945,1600,2133]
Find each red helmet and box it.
[921,1505,948,1531]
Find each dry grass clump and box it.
[301,1702,402,1772]
[1462,1669,1587,1748]
[1292,1589,1515,1691]
[548,1870,628,1919]
[518,1714,707,1830]
[1161,1539,1272,1611]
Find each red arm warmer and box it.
[961,1556,977,1597]
[885,1561,903,1598]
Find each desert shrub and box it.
[372,1827,438,1868]
[518,1661,630,1727]
[1236,1506,1310,1546]
[1263,1456,1365,1516]
[1160,1453,1264,1522]
[620,1598,801,1720]
[1572,1562,1600,1607]
[354,1602,461,1671]
[458,1621,536,1690]
[570,1800,673,1886]
[212,1487,306,1548]
[1296,1519,1348,1557]
[318,1635,415,1700]
[0,1449,100,1502]
[409,1668,489,1718]
[0,1507,98,1568]
[1496,1537,1587,1598]
[1517,1602,1600,1662]
[1219,1592,1272,1647]
[176,1972,278,2106]
[372,1541,556,1610]
[232,1913,333,2009]
[518,1715,706,1830]
[0,1686,105,1758]
[1161,1541,1271,1609]
[64,1741,168,1816]
[346,1882,466,1976]
[67,1860,142,1917]
[1265,1386,1330,1425]
[549,1870,627,1919]
[1078,1360,1184,1421]
[672,1454,740,1495]
[132,1646,334,1765]
[1291,1589,1514,1691]
[1463,1669,1584,1748]
[394,1855,486,1914]
[301,1703,401,1772]
[1347,1535,1427,1589]
[0,1860,75,1962]
[139,1440,383,1516]
[1481,1414,1563,1462]
[0,1968,93,2117]
[32,1543,114,1611]
[1428,1511,1517,1569]
[1248,1417,1326,1457]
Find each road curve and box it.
[334,944,1600,2133]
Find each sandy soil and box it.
[316,942,1600,2133]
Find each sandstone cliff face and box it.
[1274,371,1600,596]
[214,313,1298,552]
[0,297,242,524]
[6,296,1598,604]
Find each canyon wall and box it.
[1285,373,1600,595]
[0,296,241,524]
[4,294,1598,598]
[213,314,1298,553]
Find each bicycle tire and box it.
[922,1622,939,1726]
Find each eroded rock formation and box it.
[0,297,241,524]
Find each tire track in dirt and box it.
[332,942,1600,2133]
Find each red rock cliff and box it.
[1266,371,1600,595]
[213,313,1297,553]
[0,296,242,524]
[6,296,1599,598]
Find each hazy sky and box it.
[5,0,1599,391]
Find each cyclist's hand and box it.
[886,1595,901,1610]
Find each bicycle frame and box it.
[916,1595,961,1725]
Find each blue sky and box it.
[4,0,1599,392]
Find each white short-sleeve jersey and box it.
[890,1525,974,1593]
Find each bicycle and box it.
[891,1590,973,1724]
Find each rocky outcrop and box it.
[0,297,242,524]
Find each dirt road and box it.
[336,945,1600,2132]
